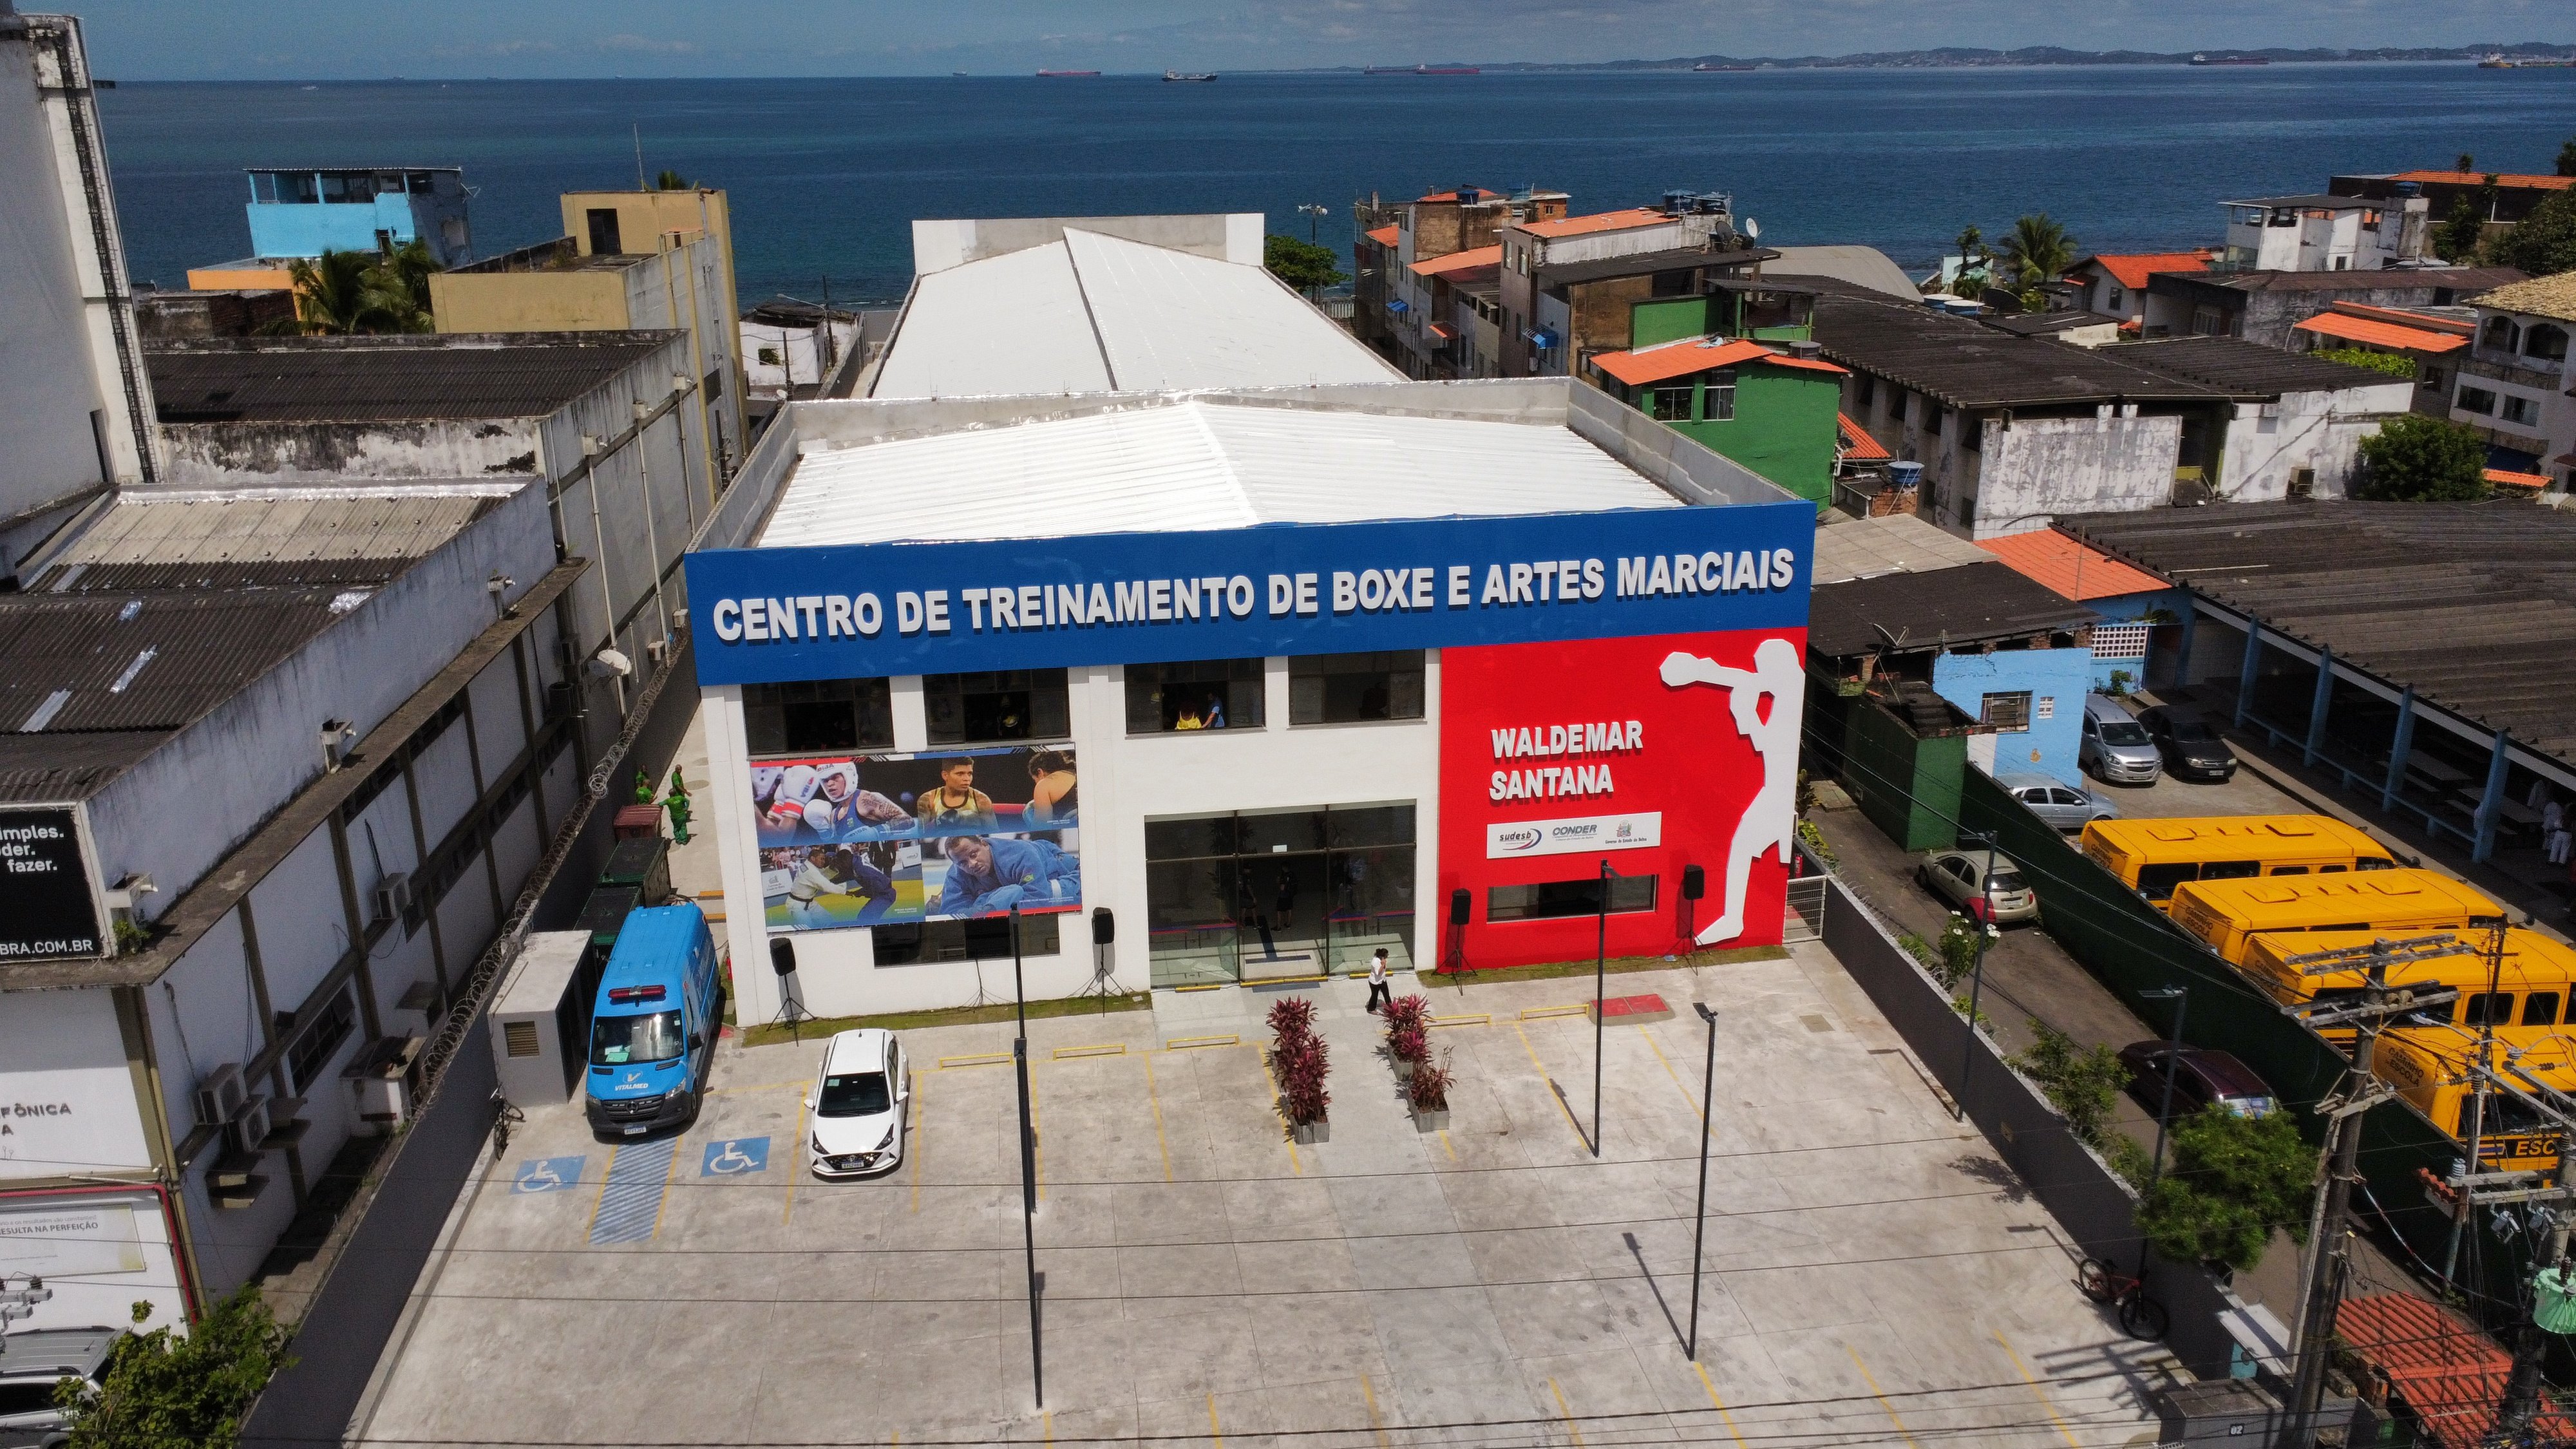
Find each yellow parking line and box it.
[1845,1345,1923,1448]
[909,1070,925,1213]
[1052,1043,1126,1059]
[1437,1128,1455,1160]
[1359,1373,1390,1448]
[1163,1034,1239,1051]
[1041,1410,1052,1445]
[1519,1003,1587,1021]
[1142,1054,1173,1182]
[1690,1362,1750,1448]
[939,1052,1013,1070]
[1548,1378,1586,1446]
[1206,1393,1224,1448]
[1514,1022,1587,1146]
[1638,1025,1703,1122]
[1993,1331,2081,1448]
[1255,1044,1302,1176]
[1430,1013,1490,1028]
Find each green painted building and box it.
[1587,285,1846,510]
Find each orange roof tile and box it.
[1363,224,1398,247]
[1837,413,1891,461]
[2486,468,2551,489]
[2331,299,2472,334]
[1425,322,1456,341]
[2336,1294,2576,1449]
[1590,337,1770,387]
[2392,170,2576,191]
[1516,207,1669,239]
[2292,312,2467,354]
[1408,244,1501,279]
[2078,252,2211,291]
[1976,529,2170,601]
[1763,352,1850,375]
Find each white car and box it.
[806,1028,909,1179]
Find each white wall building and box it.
[2219,193,2429,272]
[2452,274,2576,495]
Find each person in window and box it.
[915,757,998,837]
[933,833,1081,918]
[1204,693,1227,730]
[1274,867,1298,928]
[1025,750,1078,827]
[799,762,911,842]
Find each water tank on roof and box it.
[1888,461,1924,492]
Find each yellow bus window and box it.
[2525,992,2561,1027]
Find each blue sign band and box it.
[686,505,1812,685]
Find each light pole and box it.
[1593,858,1616,1158]
[1010,905,1042,1408]
[1687,1003,1718,1360]
[2136,985,2189,1267]
[1952,833,2000,1122]
[1298,202,1328,243]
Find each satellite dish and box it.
[1743,217,1761,240]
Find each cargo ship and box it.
[1036,69,1101,77]
[1692,62,1757,71]
[1162,70,1217,82]
[2188,53,2270,66]
[1365,63,1480,75]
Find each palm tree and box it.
[269,249,421,335]
[654,168,692,190]
[374,238,443,321]
[1998,213,2076,295]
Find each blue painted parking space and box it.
[511,1156,585,1194]
[699,1136,771,1177]
[589,1138,676,1244]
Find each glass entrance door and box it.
[1144,804,1415,989]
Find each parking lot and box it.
[358,949,2164,1448]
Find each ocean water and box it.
[95,66,2576,307]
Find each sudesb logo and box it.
[1494,826,1543,853]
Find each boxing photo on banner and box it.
[751,744,1081,932]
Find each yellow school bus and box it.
[2375,1026,2571,1177]
[2080,815,2399,911]
[2241,927,2576,1043]
[2166,868,2503,969]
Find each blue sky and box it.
[75,0,2576,79]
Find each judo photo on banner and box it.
[751,744,1081,931]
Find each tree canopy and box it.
[53,1289,292,1449]
[2487,186,2576,276]
[1263,233,1347,294]
[2355,413,2490,502]
[654,168,692,190]
[2132,1104,2313,1272]
[1997,214,2074,308]
[270,249,431,335]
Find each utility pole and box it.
[1686,1003,1718,1361]
[1953,831,2000,1123]
[1010,904,1043,1408]
[2137,985,2189,1273]
[2278,933,2472,1449]
[1593,858,1615,1158]
[2442,915,2512,1291]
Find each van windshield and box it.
[591,1010,683,1065]
[818,1071,892,1117]
[2097,720,2150,745]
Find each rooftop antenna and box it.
[632,124,646,191]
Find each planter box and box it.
[1391,1055,1421,1079]
[1411,1106,1450,1132]
[1293,1119,1329,1145]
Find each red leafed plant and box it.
[1407,1050,1452,1113]
[1382,993,1430,1039]
[1267,996,1317,1043]
[1389,1023,1429,1065]
[1277,1034,1331,1126]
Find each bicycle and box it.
[2077,1257,2170,1341]
[488,1087,525,1163]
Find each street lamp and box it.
[1593,858,1617,1158]
[1687,1003,1718,1361]
[1297,202,1329,243]
[1952,833,2000,1122]
[2136,986,2189,1274]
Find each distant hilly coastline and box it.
[1309,43,2576,73]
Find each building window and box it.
[2420,366,2445,392]
[875,913,1059,966]
[1959,412,1980,452]
[923,670,1069,745]
[2108,285,2125,310]
[2503,394,2541,426]
[2457,386,2498,416]
[1488,873,1658,923]
[1854,374,1875,408]
[1289,652,1424,725]
[2482,316,2520,352]
[1647,385,1693,422]
[586,207,623,255]
[2191,305,2225,337]
[2526,324,2569,362]
[1981,691,2033,732]
[744,679,895,757]
[1924,404,1944,437]
[1126,659,1265,734]
[285,985,358,1093]
[1651,269,1694,297]
[1704,368,1736,421]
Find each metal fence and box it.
[1783,873,1828,943]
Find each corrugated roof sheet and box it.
[2104,335,2418,397]
[1516,207,1669,238]
[1836,413,1891,462]
[1976,528,2171,601]
[1363,224,1399,247]
[1803,285,2224,410]
[146,334,676,422]
[2075,251,2211,291]
[1808,561,2098,658]
[1589,337,1773,388]
[763,397,1678,548]
[2335,1294,2575,1449]
[2292,312,2469,353]
[1409,245,1501,279]
[869,229,1398,400]
[28,489,509,592]
[1810,513,1991,585]
[2063,502,2576,763]
[2165,267,2528,296]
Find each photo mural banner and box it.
[751,744,1081,933]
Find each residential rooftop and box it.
[2385,170,2575,191]
[1799,282,2221,411]
[2474,272,2576,324]
[2063,501,2576,764]
[2152,266,2526,296]
[1811,513,1991,586]
[1976,529,2170,602]
[1409,244,1501,279]
[1764,246,1918,299]
[1808,561,2098,658]
[1511,207,1671,239]
[2070,251,2211,291]
[2101,335,2409,397]
[2222,193,2378,211]
[1533,245,1774,287]
[146,333,679,423]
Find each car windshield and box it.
[590,1010,683,1065]
[818,1070,893,1118]
[2222,1095,2277,1117]
[1986,871,2030,892]
[2170,721,2217,743]
[2098,721,2150,745]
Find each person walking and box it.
[1365,948,1392,1013]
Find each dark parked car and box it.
[2136,707,2238,783]
[2116,1042,2276,1120]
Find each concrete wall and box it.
[743,317,858,394]
[1933,647,2088,786]
[429,267,629,332]
[2215,384,2411,502]
[1969,412,2183,540]
[157,417,546,486]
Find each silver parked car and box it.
[1997,772,2120,833]
[1917,847,2041,924]
[0,1326,122,1448]
[2079,694,2162,786]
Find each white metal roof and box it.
[869,229,1399,401]
[1810,513,1993,585]
[760,399,1678,547]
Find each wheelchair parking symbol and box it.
[701,1137,770,1177]
[512,1155,586,1194]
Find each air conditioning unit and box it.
[2288,466,2316,500]
[194,1063,246,1130]
[227,1095,273,1156]
[372,871,413,925]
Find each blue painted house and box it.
[1931,647,2091,785]
[242,167,473,266]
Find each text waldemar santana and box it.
[708,548,1799,644]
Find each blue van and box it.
[583,904,723,1138]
